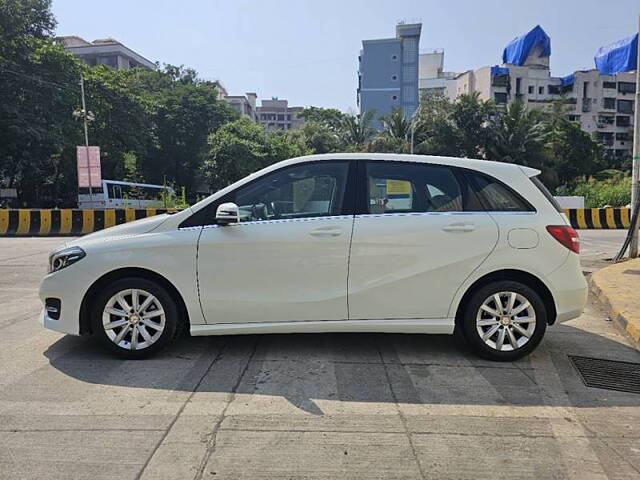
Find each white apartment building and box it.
[57,36,156,70]
[224,93,258,122]
[256,98,305,131]
[418,50,458,98]
[443,26,636,161]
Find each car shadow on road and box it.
[42,324,640,414]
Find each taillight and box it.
[546,225,580,253]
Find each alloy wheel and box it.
[102,288,166,351]
[475,291,536,352]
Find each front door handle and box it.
[442,222,475,233]
[309,226,343,237]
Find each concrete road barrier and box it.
[0,208,177,236]
[0,207,630,235]
[564,208,630,229]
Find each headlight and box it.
[48,246,86,273]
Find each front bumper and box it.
[38,265,93,336]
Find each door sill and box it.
[190,318,454,336]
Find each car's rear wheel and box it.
[90,277,178,359]
[461,280,547,361]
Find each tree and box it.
[340,111,375,148]
[204,118,309,192]
[449,93,495,158]
[298,107,345,132]
[487,101,547,168]
[298,121,343,154]
[0,0,82,205]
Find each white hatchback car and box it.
[40,154,587,360]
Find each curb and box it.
[0,208,177,236]
[564,208,630,229]
[589,260,640,352]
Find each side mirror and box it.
[215,202,240,225]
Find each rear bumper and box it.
[547,253,588,324]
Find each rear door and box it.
[348,160,499,320]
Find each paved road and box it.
[0,233,639,480]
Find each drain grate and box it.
[569,355,640,395]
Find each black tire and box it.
[460,280,547,361]
[90,277,179,359]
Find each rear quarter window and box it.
[466,172,534,212]
[531,176,563,213]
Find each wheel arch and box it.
[453,269,557,327]
[79,267,190,335]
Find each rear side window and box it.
[531,176,563,213]
[366,162,465,213]
[466,172,534,212]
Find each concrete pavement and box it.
[0,233,639,480]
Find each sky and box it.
[52,0,639,112]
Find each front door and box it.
[348,160,499,320]
[197,161,354,324]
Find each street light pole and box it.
[629,17,640,257]
[79,73,93,206]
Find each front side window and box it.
[233,162,349,222]
[366,162,465,214]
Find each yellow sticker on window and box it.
[386,179,411,195]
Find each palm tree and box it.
[340,110,375,147]
[380,107,411,140]
[487,101,547,168]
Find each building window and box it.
[616,115,631,127]
[603,97,616,109]
[602,81,616,89]
[538,86,544,94]
[617,99,634,114]
[548,85,561,95]
[515,78,522,94]
[616,132,629,141]
[528,85,534,94]
[618,82,636,94]
[567,115,580,122]
[494,92,508,104]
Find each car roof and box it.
[284,153,541,177]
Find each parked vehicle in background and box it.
[77,180,175,209]
[41,153,587,360]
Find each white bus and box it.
[78,180,175,210]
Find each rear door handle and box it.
[310,227,343,237]
[442,222,475,233]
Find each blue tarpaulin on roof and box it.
[560,74,575,87]
[594,33,638,75]
[502,25,551,66]
[490,65,509,76]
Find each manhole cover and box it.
[569,355,640,395]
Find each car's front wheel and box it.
[461,280,547,361]
[91,277,178,359]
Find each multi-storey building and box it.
[256,98,305,131]
[418,50,458,98]
[358,22,422,129]
[224,93,258,122]
[445,25,636,160]
[57,36,155,70]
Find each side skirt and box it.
[190,318,455,336]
